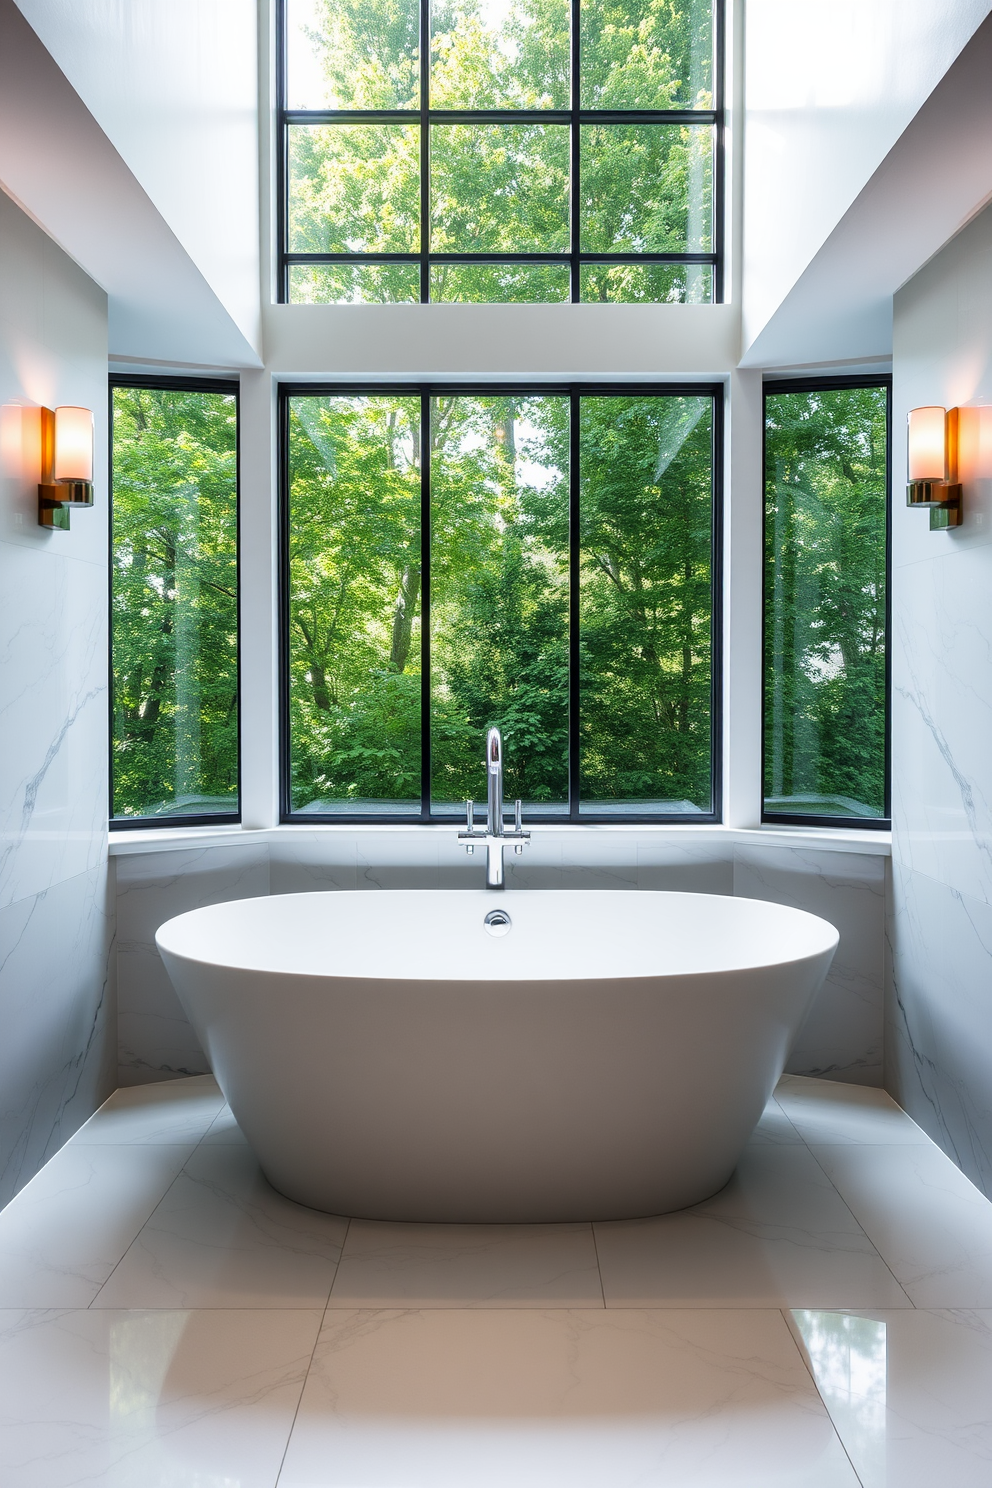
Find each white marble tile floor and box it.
[3,1072,992,1482]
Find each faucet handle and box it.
[514,798,522,833]
[466,799,474,831]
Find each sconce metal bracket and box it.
[38,482,94,529]
[906,480,962,530]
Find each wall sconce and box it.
[38,406,94,530]
[907,405,962,530]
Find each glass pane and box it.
[430,261,570,303]
[111,386,238,822]
[289,124,420,254]
[580,123,712,255]
[579,394,714,814]
[580,0,714,109]
[764,386,888,821]
[580,261,713,304]
[287,396,422,814]
[429,0,569,109]
[289,262,421,303]
[285,0,419,110]
[431,125,569,254]
[430,395,569,813]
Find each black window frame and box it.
[276,0,725,304]
[761,374,891,831]
[279,380,724,824]
[108,373,243,832]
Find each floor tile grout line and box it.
[274,1216,351,1488]
[802,1143,917,1308]
[779,1306,868,1488]
[589,1221,607,1309]
[85,1134,207,1309]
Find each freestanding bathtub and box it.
[156,889,837,1223]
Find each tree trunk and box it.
[389,562,421,672]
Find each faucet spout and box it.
[458,725,530,889]
[486,726,504,839]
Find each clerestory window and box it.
[278,0,722,303]
[280,385,721,821]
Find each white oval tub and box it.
[156,889,837,1223]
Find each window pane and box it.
[287,395,422,815]
[764,386,888,821]
[579,395,714,814]
[580,124,712,255]
[431,124,569,254]
[429,0,569,109]
[289,262,421,304]
[288,124,420,254]
[285,0,419,110]
[580,0,714,109]
[430,261,570,303]
[580,261,712,303]
[111,386,238,822]
[430,395,569,813]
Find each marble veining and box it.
[889,209,992,1209]
[5,1072,992,1481]
[887,860,992,1196]
[0,866,115,1209]
[0,189,115,1216]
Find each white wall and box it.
[889,200,992,1195]
[743,0,992,359]
[14,0,261,358]
[0,191,115,1204]
[0,0,260,369]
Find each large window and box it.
[281,385,720,820]
[110,378,240,825]
[279,0,722,304]
[763,378,890,826]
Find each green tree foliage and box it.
[111,387,238,819]
[764,385,888,819]
[286,0,714,303]
[287,393,715,814]
[580,396,713,808]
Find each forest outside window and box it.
[763,378,890,827]
[281,385,721,821]
[110,378,240,827]
[279,0,722,303]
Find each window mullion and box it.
[420,0,430,301]
[421,391,432,816]
[569,391,581,815]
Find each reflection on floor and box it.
[2,1074,992,1484]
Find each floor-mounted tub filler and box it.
[156,888,837,1223]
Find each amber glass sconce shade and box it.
[907,405,962,529]
[38,405,94,530]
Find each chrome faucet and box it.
[458,725,530,889]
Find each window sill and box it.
[107,821,891,857]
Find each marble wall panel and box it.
[887,861,992,1196]
[734,846,885,1087]
[888,195,992,1197]
[891,548,992,905]
[0,190,114,1207]
[0,865,115,1207]
[115,845,268,1086]
[116,832,876,1094]
[0,546,107,909]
